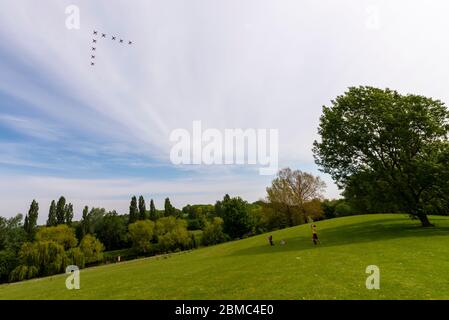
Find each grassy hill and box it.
[1,214,449,300]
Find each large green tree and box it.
[313,86,449,226]
[87,207,106,232]
[215,194,252,239]
[95,211,128,250]
[12,240,66,280]
[79,234,104,264]
[128,220,155,253]
[154,217,192,252]
[201,217,227,246]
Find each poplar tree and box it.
[24,199,39,239]
[149,199,158,221]
[129,196,139,224]
[47,200,57,227]
[138,195,147,220]
[56,196,66,225]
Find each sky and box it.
[1,0,449,223]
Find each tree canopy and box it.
[215,195,252,239]
[313,86,449,226]
[265,168,326,227]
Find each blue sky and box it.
[1,0,448,222]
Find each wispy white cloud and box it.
[0,114,63,141]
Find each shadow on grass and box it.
[229,215,449,257]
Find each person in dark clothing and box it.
[268,235,274,246]
[311,224,320,245]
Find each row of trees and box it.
[128,196,179,223]
[47,197,74,227]
[18,173,332,253]
[1,165,353,284]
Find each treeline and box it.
[0,167,360,284]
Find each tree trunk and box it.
[416,212,434,227]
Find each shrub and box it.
[189,232,199,249]
[0,250,19,283]
[155,217,192,252]
[128,220,155,254]
[202,217,227,246]
[79,234,105,264]
[9,265,38,282]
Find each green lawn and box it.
[1,214,449,300]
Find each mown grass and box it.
[1,214,448,300]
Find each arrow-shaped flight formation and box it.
[91,30,133,67]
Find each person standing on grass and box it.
[268,235,274,246]
[311,224,320,245]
